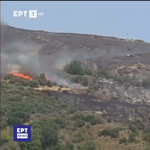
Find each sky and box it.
[1,1,150,42]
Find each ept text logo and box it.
[13,10,44,18]
[13,125,31,142]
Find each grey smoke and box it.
[1,23,106,86]
[1,24,77,86]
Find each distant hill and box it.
[1,24,150,69]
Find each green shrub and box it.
[1,116,8,129]
[72,134,84,143]
[1,129,10,144]
[40,122,58,149]
[74,119,85,128]
[143,133,150,143]
[89,118,102,125]
[7,103,31,126]
[119,137,128,144]
[78,141,97,150]
[144,127,150,133]
[4,74,14,80]
[84,68,92,76]
[73,114,102,125]
[28,80,39,87]
[99,128,120,138]
[64,60,84,75]
[19,79,29,86]
[85,115,102,125]
[145,143,150,150]
[36,73,47,86]
[128,133,136,143]
[55,118,66,129]
[97,68,110,78]
[46,80,52,87]
[129,124,139,136]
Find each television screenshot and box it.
[1,1,150,150]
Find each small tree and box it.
[64,60,84,75]
[36,73,47,86]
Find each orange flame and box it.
[9,72,33,80]
[45,73,50,80]
[45,73,53,81]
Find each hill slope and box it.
[1,24,150,150]
[1,24,150,69]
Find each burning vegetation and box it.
[8,72,33,80]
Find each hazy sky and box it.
[1,1,150,42]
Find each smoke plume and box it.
[1,24,77,86]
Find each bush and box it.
[1,116,8,129]
[65,142,75,150]
[64,60,84,75]
[78,141,97,150]
[143,133,150,143]
[7,103,31,126]
[145,143,150,150]
[40,122,58,149]
[46,80,52,87]
[1,129,10,144]
[99,128,120,138]
[55,118,66,129]
[119,137,128,144]
[89,118,102,125]
[4,74,14,80]
[144,127,150,133]
[97,68,110,78]
[28,80,39,87]
[85,115,102,125]
[36,73,47,86]
[129,124,139,136]
[73,114,103,125]
[84,68,92,76]
[18,79,29,86]
[74,119,85,128]
[72,134,84,143]
[128,133,136,143]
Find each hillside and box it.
[1,25,150,69]
[1,24,150,150]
